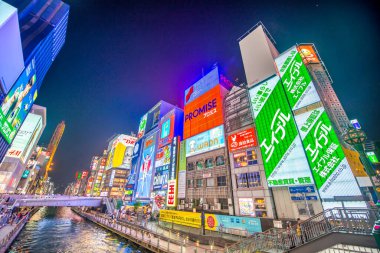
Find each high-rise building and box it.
[0,0,69,161]
[0,104,46,193]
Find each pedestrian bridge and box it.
[1,194,103,208]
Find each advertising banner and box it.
[153,165,169,191]
[159,111,175,148]
[184,67,219,105]
[90,156,99,171]
[155,145,171,167]
[185,125,225,157]
[295,107,362,198]
[137,114,147,138]
[297,44,320,64]
[249,75,314,187]
[106,134,137,170]
[366,152,379,164]
[135,132,157,199]
[184,84,224,139]
[239,198,254,216]
[275,46,320,111]
[159,210,262,233]
[228,128,258,152]
[125,139,143,190]
[177,140,186,199]
[0,58,38,143]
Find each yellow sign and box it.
[159,210,218,230]
[342,147,368,177]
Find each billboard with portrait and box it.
[228,128,258,152]
[185,125,225,157]
[184,67,220,105]
[155,145,171,167]
[135,132,157,199]
[295,107,362,199]
[125,139,143,190]
[275,46,320,111]
[0,58,38,143]
[137,114,147,138]
[249,75,314,187]
[184,84,225,139]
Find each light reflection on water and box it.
[8,207,149,253]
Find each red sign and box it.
[81,171,88,179]
[228,128,257,152]
[166,180,176,207]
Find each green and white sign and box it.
[249,75,313,187]
[275,46,320,111]
[295,107,361,198]
[366,152,379,164]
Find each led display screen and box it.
[153,165,169,191]
[275,46,320,111]
[249,75,314,187]
[184,84,224,139]
[135,132,157,199]
[295,107,362,198]
[297,44,320,64]
[106,134,137,170]
[366,152,379,164]
[0,58,38,143]
[159,112,174,148]
[185,125,225,157]
[155,144,171,167]
[228,128,258,152]
[184,67,219,105]
[137,114,147,138]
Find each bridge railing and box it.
[225,207,379,253]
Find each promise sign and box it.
[249,75,313,187]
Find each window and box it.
[236,174,248,188]
[217,176,227,186]
[297,203,315,216]
[215,155,225,166]
[233,149,258,168]
[218,198,228,209]
[196,179,203,188]
[196,161,204,170]
[187,162,194,171]
[247,172,261,188]
[187,179,194,188]
[205,158,213,168]
[206,178,214,187]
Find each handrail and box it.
[225,207,379,253]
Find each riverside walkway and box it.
[74,209,226,253]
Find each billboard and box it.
[155,145,171,167]
[159,112,175,148]
[184,84,224,139]
[166,179,177,207]
[185,125,225,157]
[90,156,99,171]
[137,114,147,138]
[125,139,143,190]
[159,210,262,234]
[153,165,169,191]
[275,46,320,111]
[297,44,320,64]
[106,134,137,170]
[249,75,314,187]
[184,67,219,105]
[177,141,186,199]
[0,58,38,143]
[295,107,362,198]
[366,152,379,164]
[228,128,258,152]
[6,113,42,163]
[135,132,157,199]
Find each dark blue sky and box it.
[35,0,380,190]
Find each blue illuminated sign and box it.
[289,185,315,194]
[184,67,219,105]
[185,125,225,157]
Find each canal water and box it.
[8,207,149,253]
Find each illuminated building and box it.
[0,104,46,193]
[44,121,65,179]
[0,0,69,161]
[224,86,275,218]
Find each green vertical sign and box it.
[250,76,313,187]
[275,46,320,111]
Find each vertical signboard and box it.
[177,140,186,199]
[166,179,177,207]
[295,107,362,199]
[135,132,157,199]
[275,46,320,111]
[297,44,320,64]
[137,114,147,138]
[249,75,314,187]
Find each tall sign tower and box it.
[44,121,65,179]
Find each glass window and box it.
[196,161,204,170]
[236,174,248,188]
[247,172,261,188]
[187,162,194,171]
[215,155,225,166]
[205,158,213,168]
[246,149,258,166]
[206,178,214,187]
[233,152,248,168]
[187,179,193,188]
[254,198,266,210]
[217,176,227,186]
[196,179,203,188]
[219,198,228,209]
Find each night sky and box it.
[34,0,380,191]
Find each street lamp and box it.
[343,126,380,202]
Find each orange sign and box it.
[184,84,224,139]
[228,128,258,152]
[297,45,320,64]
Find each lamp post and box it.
[343,126,380,202]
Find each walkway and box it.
[75,209,225,253]
[1,194,103,207]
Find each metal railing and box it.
[225,207,379,253]
[76,210,224,253]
